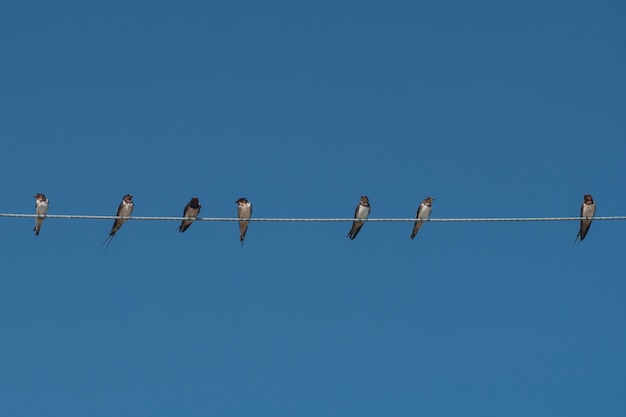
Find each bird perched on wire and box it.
[103,194,134,248]
[236,198,252,247]
[178,197,201,233]
[347,195,370,240]
[575,194,596,243]
[411,197,434,239]
[33,193,49,236]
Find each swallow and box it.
[33,193,49,236]
[102,194,134,248]
[347,195,370,240]
[236,198,252,247]
[411,197,434,239]
[178,197,201,233]
[575,194,596,243]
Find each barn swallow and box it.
[575,194,596,243]
[178,197,201,233]
[102,194,134,248]
[411,197,434,240]
[33,193,49,236]
[236,198,252,247]
[347,195,370,240]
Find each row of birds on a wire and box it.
[31,193,597,247]
[33,193,250,248]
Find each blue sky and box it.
[1,1,625,416]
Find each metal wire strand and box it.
[0,213,621,222]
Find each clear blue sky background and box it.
[1,1,625,416]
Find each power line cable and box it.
[0,213,620,222]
